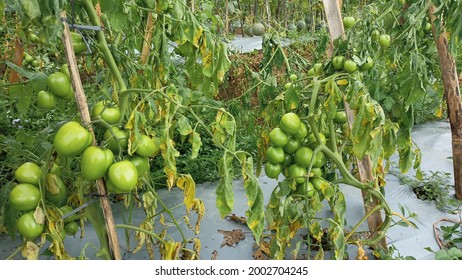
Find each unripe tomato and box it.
[59,205,77,223]
[64,221,79,236]
[107,161,139,192]
[284,82,292,90]
[103,127,128,154]
[289,74,298,81]
[343,16,355,29]
[333,111,348,124]
[129,156,150,177]
[28,33,40,43]
[332,55,345,70]
[296,181,316,198]
[9,183,41,211]
[45,173,68,207]
[264,162,282,179]
[288,164,307,184]
[294,147,314,168]
[92,101,121,125]
[15,162,42,186]
[313,151,327,168]
[31,60,40,67]
[306,133,327,149]
[24,54,34,63]
[311,177,330,191]
[47,72,71,97]
[135,135,161,157]
[60,64,71,80]
[37,90,57,109]
[282,154,294,167]
[294,122,308,141]
[16,211,44,239]
[80,146,114,180]
[360,57,374,71]
[269,127,289,147]
[266,146,285,164]
[344,60,357,74]
[379,34,391,48]
[279,112,302,135]
[283,137,301,154]
[53,121,93,157]
[371,30,380,41]
[70,31,87,55]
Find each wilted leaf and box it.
[217,229,245,247]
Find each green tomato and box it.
[135,135,161,158]
[264,162,282,179]
[294,122,308,141]
[279,112,302,135]
[344,60,358,74]
[59,205,77,223]
[296,181,316,198]
[129,156,150,177]
[92,101,121,125]
[47,72,71,98]
[284,82,292,90]
[333,111,348,124]
[269,127,289,147]
[103,127,128,154]
[371,30,380,41]
[60,64,71,80]
[31,60,40,67]
[266,146,285,164]
[306,133,327,149]
[282,154,294,167]
[313,151,327,168]
[80,146,114,180]
[107,161,139,192]
[70,31,87,55]
[379,34,391,48]
[294,147,314,168]
[37,90,57,109]
[54,121,93,157]
[288,164,307,184]
[283,137,301,154]
[24,54,34,63]
[15,162,42,186]
[332,55,345,70]
[360,57,374,71]
[64,221,79,236]
[17,211,44,240]
[289,74,298,81]
[9,183,41,211]
[310,167,323,177]
[45,173,68,207]
[343,16,355,29]
[311,177,330,191]
[28,33,40,43]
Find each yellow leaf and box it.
[161,241,181,260]
[22,241,39,260]
[336,79,349,86]
[177,175,196,214]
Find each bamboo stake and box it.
[140,12,155,65]
[322,0,387,250]
[429,4,462,200]
[61,11,122,260]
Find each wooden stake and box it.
[61,11,122,260]
[322,0,387,250]
[429,5,462,200]
[140,12,155,65]
[8,38,24,84]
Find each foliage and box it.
[396,170,461,213]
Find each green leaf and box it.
[19,0,41,20]
[177,114,193,136]
[216,152,234,217]
[238,153,264,243]
[29,72,48,92]
[99,0,128,33]
[188,131,202,159]
[284,86,299,111]
[10,84,33,114]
